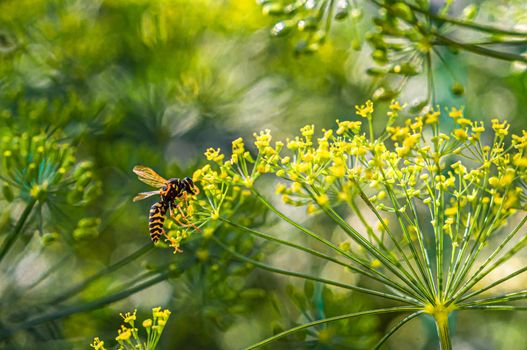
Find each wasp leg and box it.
[174,203,202,232]
[173,216,193,228]
[181,192,189,206]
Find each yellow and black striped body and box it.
[149,201,169,243]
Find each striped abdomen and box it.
[149,201,169,243]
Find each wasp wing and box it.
[133,190,160,202]
[133,165,168,188]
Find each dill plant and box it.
[90,307,171,350]
[260,0,527,102]
[0,131,102,257]
[168,101,527,349]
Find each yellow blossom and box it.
[456,117,472,126]
[491,119,510,136]
[254,129,272,149]
[425,110,440,124]
[355,100,374,118]
[448,107,463,119]
[90,337,106,350]
[120,310,137,324]
[336,120,362,135]
[232,137,245,155]
[389,100,404,111]
[204,148,224,162]
[453,128,468,140]
[115,325,132,341]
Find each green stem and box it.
[322,206,432,303]
[399,0,527,37]
[212,236,419,305]
[450,215,526,304]
[243,306,420,350]
[0,199,36,264]
[374,171,435,300]
[434,33,527,63]
[373,311,424,349]
[460,290,527,307]
[368,117,375,143]
[435,314,452,350]
[457,266,527,303]
[460,305,527,311]
[251,188,423,300]
[220,217,420,299]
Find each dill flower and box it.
[90,337,106,350]
[115,325,132,342]
[120,310,137,324]
[185,99,527,350]
[91,307,171,350]
[355,100,374,118]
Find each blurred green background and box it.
[0,0,526,349]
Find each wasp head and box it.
[181,177,197,195]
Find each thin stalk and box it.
[212,236,419,305]
[322,206,433,303]
[458,266,527,303]
[347,196,382,246]
[448,184,520,301]
[460,305,527,311]
[243,306,420,350]
[376,172,435,300]
[436,178,445,300]
[252,189,426,302]
[356,185,433,295]
[405,193,437,299]
[451,216,527,300]
[219,217,415,296]
[309,179,430,302]
[220,217,348,266]
[368,117,375,143]
[0,199,36,264]
[434,33,527,63]
[399,0,527,37]
[444,177,488,299]
[459,290,527,307]
[309,183,422,289]
[447,192,506,301]
[444,211,474,298]
[252,189,353,260]
[373,311,424,349]
[452,233,527,303]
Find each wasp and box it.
[133,165,199,243]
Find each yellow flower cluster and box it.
[90,307,171,350]
[183,101,526,255]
